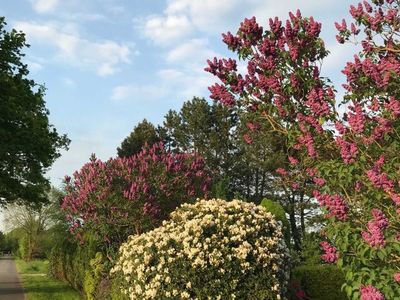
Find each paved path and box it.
[0,255,25,300]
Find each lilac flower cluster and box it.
[360,285,385,300]
[320,241,339,263]
[361,209,388,248]
[313,190,348,221]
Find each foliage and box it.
[62,142,211,251]
[260,198,291,247]
[0,17,69,206]
[83,252,105,300]
[206,1,400,298]
[290,265,347,300]
[117,119,161,158]
[49,233,98,292]
[111,199,290,300]
[298,232,324,266]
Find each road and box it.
[0,255,25,300]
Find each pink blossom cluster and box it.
[320,241,339,263]
[361,209,388,248]
[62,142,211,244]
[347,103,366,133]
[365,155,400,206]
[360,285,385,300]
[335,137,358,164]
[313,190,348,221]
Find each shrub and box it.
[49,233,98,293]
[290,265,347,300]
[260,198,291,248]
[62,142,211,252]
[111,199,290,300]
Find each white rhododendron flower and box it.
[111,199,290,299]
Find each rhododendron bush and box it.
[206,0,400,299]
[62,142,211,249]
[111,199,290,300]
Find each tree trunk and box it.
[288,195,301,251]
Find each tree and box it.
[117,119,160,157]
[0,17,70,206]
[206,3,400,298]
[3,202,53,260]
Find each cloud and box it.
[139,14,193,45]
[31,0,59,13]
[46,133,118,187]
[166,38,217,64]
[25,60,43,73]
[62,77,77,88]
[14,21,133,76]
[111,84,167,102]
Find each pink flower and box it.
[243,133,253,144]
[360,285,385,300]
[313,190,348,221]
[393,273,400,283]
[295,289,307,299]
[320,241,339,263]
[288,156,299,165]
[361,209,388,248]
[313,177,326,186]
[276,168,287,176]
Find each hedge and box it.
[290,265,347,300]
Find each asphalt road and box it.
[0,255,25,300]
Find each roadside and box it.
[15,258,81,300]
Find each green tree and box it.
[163,97,238,197]
[0,17,70,206]
[117,119,160,157]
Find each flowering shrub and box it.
[206,1,400,298]
[111,199,290,300]
[62,142,211,249]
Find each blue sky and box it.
[1,0,358,189]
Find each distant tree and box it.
[3,202,53,260]
[117,119,160,157]
[0,17,70,206]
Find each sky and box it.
[0,0,360,194]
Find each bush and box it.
[260,199,291,248]
[111,199,290,300]
[62,142,211,252]
[290,265,346,300]
[49,233,99,293]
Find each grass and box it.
[15,259,82,300]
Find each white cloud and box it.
[62,77,77,88]
[31,0,59,13]
[26,60,43,73]
[111,84,167,102]
[166,38,217,64]
[14,21,133,76]
[139,14,193,45]
[46,133,118,187]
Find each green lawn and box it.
[15,259,82,300]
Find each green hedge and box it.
[260,198,291,247]
[290,265,347,300]
[49,234,127,299]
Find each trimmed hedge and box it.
[290,265,347,300]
